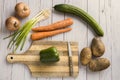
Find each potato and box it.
[80,47,92,65]
[89,58,110,71]
[91,37,105,57]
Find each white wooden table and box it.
[0,0,120,80]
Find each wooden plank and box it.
[64,0,82,80]
[64,0,88,80]
[24,50,78,56]
[23,0,38,80]
[111,0,120,80]
[0,0,15,80]
[75,0,88,80]
[0,0,2,33]
[12,0,31,79]
[52,1,65,80]
[29,65,78,73]
[29,45,78,51]
[87,2,99,80]
[87,0,100,80]
[52,0,65,41]
[32,72,78,77]
[38,0,52,79]
[99,0,112,80]
[12,0,30,79]
[7,55,78,65]
[33,40,78,45]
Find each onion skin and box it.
[15,2,30,18]
[5,16,20,31]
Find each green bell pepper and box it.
[40,46,60,63]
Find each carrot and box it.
[31,28,72,40]
[32,18,73,32]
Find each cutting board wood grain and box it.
[7,41,79,77]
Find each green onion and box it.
[4,9,50,52]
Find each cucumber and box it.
[54,4,104,36]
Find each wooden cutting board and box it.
[7,41,79,77]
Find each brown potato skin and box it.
[91,37,105,57]
[15,2,30,18]
[89,58,110,71]
[5,16,20,31]
[80,47,92,65]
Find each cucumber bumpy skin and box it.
[54,4,104,36]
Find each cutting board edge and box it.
[31,72,79,78]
